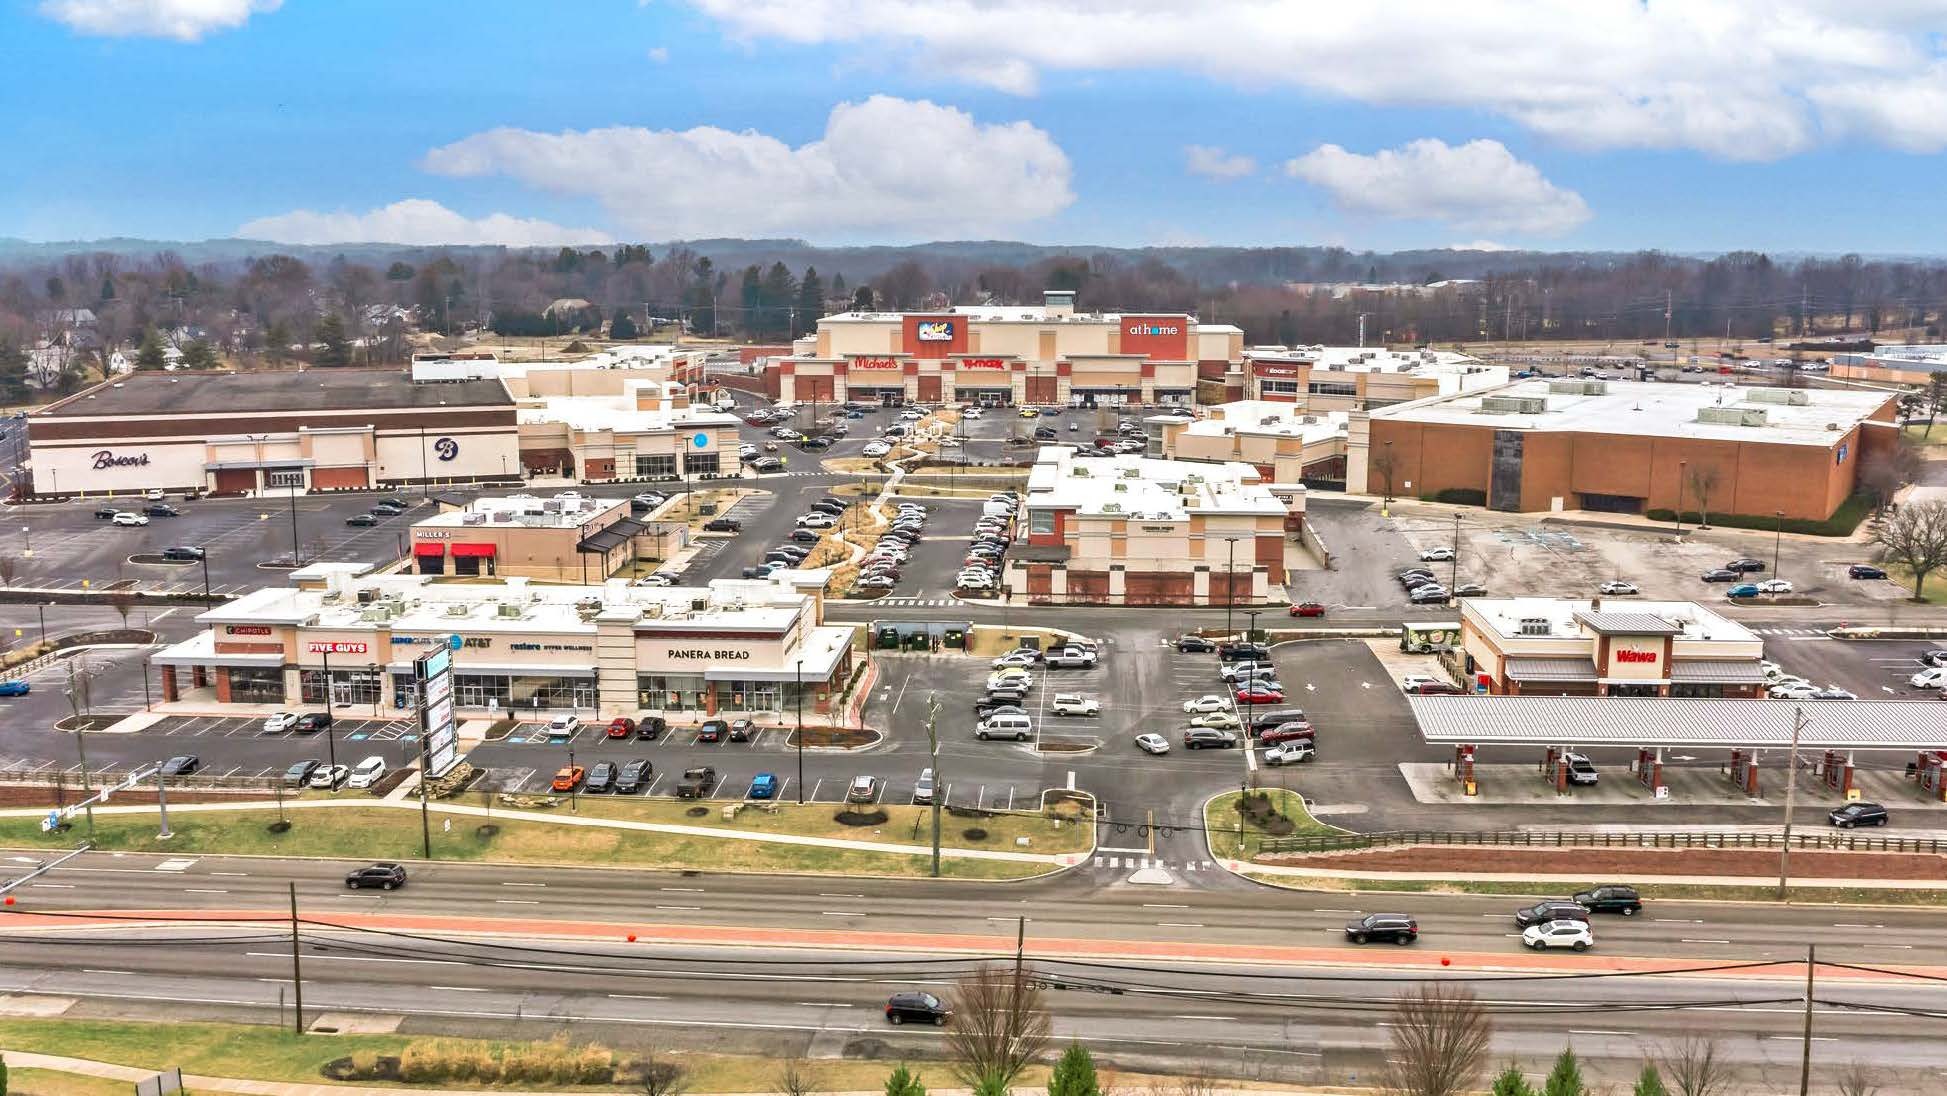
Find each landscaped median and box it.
[1202,787,1345,862]
[0,795,1094,880]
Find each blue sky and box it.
[6,0,1947,253]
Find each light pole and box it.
[37,602,46,648]
[1224,536,1239,641]
[1773,509,1786,588]
[287,478,301,567]
[199,550,212,604]
[794,659,804,805]
[1449,512,1461,604]
[1777,706,1807,899]
[1675,460,1688,538]
[1382,440,1394,504]
[1243,609,1261,754]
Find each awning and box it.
[1504,657,1598,683]
[579,517,648,554]
[1670,659,1767,685]
[149,632,286,669]
[413,542,446,557]
[450,543,498,558]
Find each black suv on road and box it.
[345,863,407,890]
[885,992,950,1026]
[1829,801,1889,828]
[1573,885,1643,915]
[1345,913,1418,945]
[1513,900,1591,928]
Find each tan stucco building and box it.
[1458,597,1765,698]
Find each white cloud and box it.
[683,0,1947,158]
[647,46,670,63]
[40,0,279,40]
[1284,139,1591,236]
[1443,240,1516,252]
[1807,61,1947,152]
[421,95,1074,242]
[1183,144,1256,181]
[237,199,612,247]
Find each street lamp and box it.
[199,550,212,604]
[794,659,804,805]
[1224,536,1240,641]
[1382,440,1395,504]
[1675,460,1688,538]
[1773,509,1786,587]
[1449,512,1461,604]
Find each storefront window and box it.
[1307,381,1359,397]
[1028,509,1056,535]
[266,468,306,488]
[637,673,707,711]
[683,452,720,476]
[719,680,781,713]
[635,454,677,479]
[1670,682,1726,699]
[227,666,285,704]
[1258,380,1300,396]
[300,668,384,706]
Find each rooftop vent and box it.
[1746,388,1811,406]
[1697,406,1769,427]
[1517,617,1550,636]
[1479,395,1548,415]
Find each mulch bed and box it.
[1262,844,1947,881]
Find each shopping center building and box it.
[1457,597,1765,698]
[25,369,521,497]
[151,567,860,722]
[1242,345,1504,409]
[773,291,1244,408]
[408,494,688,582]
[1151,401,1353,488]
[1351,378,1899,519]
[1009,445,1297,606]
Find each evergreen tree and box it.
[761,262,798,339]
[385,261,416,281]
[45,276,65,303]
[134,328,167,370]
[99,275,116,302]
[0,342,29,403]
[610,308,639,341]
[264,321,290,363]
[1542,1048,1589,1096]
[797,266,825,337]
[852,284,875,311]
[1491,1065,1537,1096]
[182,340,218,370]
[831,271,847,300]
[1632,1064,1669,1096]
[883,1065,925,1096]
[1046,1043,1100,1096]
[739,266,764,335]
[312,314,351,367]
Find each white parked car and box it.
[797,513,837,529]
[900,409,924,421]
[634,573,675,586]
[739,444,759,459]
[1399,674,1439,691]
[1187,710,1242,730]
[143,489,165,501]
[1182,694,1231,714]
[1262,741,1315,766]
[1418,546,1455,562]
[1050,693,1100,716]
[1910,667,1947,689]
[1134,733,1170,755]
[307,764,350,789]
[938,436,961,447]
[1597,581,1639,596]
[345,756,388,789]
[862,442,892,457]
[856,574,897,590]
[111,511,149,526]
[1757,578,1794,594]
[1522,920,1594,952]
[963,407,984,419]
[992,650,1039,670]
[262,711,301,733]
[1769,682,1819,700]
[987,671,1033,692]
[546,714,582,738]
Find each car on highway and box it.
[1134,733,1171,755]
[551,765,586,792]
[160,545,205,561]
[885,991,950,1026]
[1513,900,1591,929]
[1700,568,1740,582]
[346,756,387,789]
[545,715,581,740]
[1344,913,1418,945]
[159,754,200,777]
[1182,727,1239,750]
[1418,546,1455,562]
[1726,583,1761,598]
[1234,685,1285,704]
[110,511,149,526]
[615,759,652,794]
[0,681,29,697]
[1262,740,1315,765]
[1187,710,1241,730]
[1572,884,1642,916]
[1050,693,1100,717]
[345,513,380,527]
[1597,580,1639,595]
[1565,753,1599,785]
[282,760,321,787]
[1181,694,1231,714]
[344,863,407,891]
[295,712,333,733]
[1756,578,1794,594]
[584,762,616,794]
[307,764,350,789]
[1829,801,1889,828]
[1848,564,1888,579]
[1522,920,1593,951]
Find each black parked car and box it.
[1572,885,1642,915]
[728,719,755,742]
[144,503,182,517]
[282,759,321,787]
[159,755,200,777]
[885,991,951,1026]
[789,529,821,544]
[697,720,728,743]
[1726,558,1766,573]
[973,697,1027,718]
[1513,900,1591,928]
[346,513,380,527]
[1344,913,1418,945]
[614,759,652,794]
[160,546,205,561]
[294,711,333,732]
[752,457,785,473]
[1218,643,1271,663]
[1829,801,1889,828]
[635,715,668,740]
[1700,568,1740,582]
[1182,728,1240,750]
[1176,635,1217,653]
[344,862,407,890]
[584,761,617,793]
[1848,564,1887,580]
[379,497,410,509]
[703,518,742,533]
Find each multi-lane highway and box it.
[5,851,1946,1089]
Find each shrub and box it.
[963,827,990,841]
[835,808,890,826]
[1424,488,1487,506]
[1645,492,1872,537]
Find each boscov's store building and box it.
[151,566,863,722]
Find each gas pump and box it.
[1454,744,1477,796]
[1915,752,1947,802]
[1820,750,1856,798]
[1635,747,1666,798]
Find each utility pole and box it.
[1799,944,1816,1096]
[924,693,942,878]
[74,719,94,836]
[1224,537,1239,641]
[1778,707,1808,899]
[1450,512,1461,603]
[288,881,305,1035]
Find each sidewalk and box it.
[1223,856,1947,889]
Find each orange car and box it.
[551,765,585,792]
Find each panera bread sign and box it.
[667,648,753,660]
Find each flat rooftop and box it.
[38,369,514,418]
[1025,446,1286,521]
[1375,378,1893,445]
[1463,597,1757,644]
[1178,401,1350,443]
[816,308,1223,328]
[417,494,625,530]
[1246,346,1482,373]
[516,398,739,433]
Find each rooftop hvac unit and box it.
[496,603,523,619]
[360,605,393,624]
[690,598,709,613]
[1479,395,1548,415]
[444,602,471,617]
[460,512,487,525]
[1518,617,1550,636]
[1746,388,1811,406]
[1102,501,1123,513]
[542,500,563,513]
[1697,406,1769,427]
[356,588,377,604]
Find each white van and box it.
[981,500,1014,519]
[974,713,1034,741]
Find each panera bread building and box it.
[25,370,521,497]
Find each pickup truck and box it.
[1044,647,1098,669]
[675,766,717,799]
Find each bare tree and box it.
[1380,982,1493,1096]
[1859,442,1921,514]
[1371,449,1399,502]
[105,590,137,632]
[1833,1061,1879,1096]
[772,1058,818,1096]
[1873,498,1947,600]
[1686,465,1721,529]
[946,963,1052,1092]
[1658,1037,1731,1096]
[0,554,16,588]
[636,1048,689,1096]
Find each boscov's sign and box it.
[91,450,150,470]
[667,648,753,661]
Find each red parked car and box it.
[606,717,636,739]
[1290,602,1325,618]
[1257,721,1316,745]
[1235,686,1285,704]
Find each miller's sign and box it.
[667,648,753,660]
[90,450,149,469]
